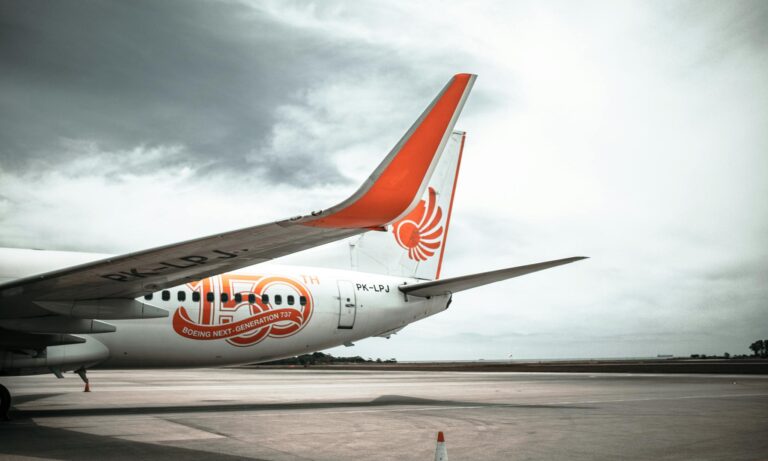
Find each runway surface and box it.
[2,369,767,460]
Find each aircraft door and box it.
[337,280,357,329]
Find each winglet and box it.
[305,73,476,228]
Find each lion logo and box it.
[392,187,444,261]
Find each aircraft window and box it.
[287,295,295,305]
[274,294,282,305]
[262,294,269,304]
[234,293,242,303]
[248,294,256,304]
[206,292,214,302]
[192,292,200,302]
[144,293,153,300]
[178,291,186,301]
[161,290,170,301]
[299,296,307,306]
[221,293,229,302]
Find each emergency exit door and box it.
[337,280,357,329]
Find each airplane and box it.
[0,73,586,419]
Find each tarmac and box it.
[1,368,767,460]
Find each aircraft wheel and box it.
[0,383,10,421]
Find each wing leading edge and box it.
[0,74,476,304]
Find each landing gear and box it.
[75,367,90,392]
[0,383,10,421]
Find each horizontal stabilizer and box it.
[399,257,587,297]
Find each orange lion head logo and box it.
[392,187,444,261]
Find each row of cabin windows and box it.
[144,291,306,306]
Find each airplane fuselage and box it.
[0,249,449,374]
[101,265,449,368]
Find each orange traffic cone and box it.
[434,431,447,461]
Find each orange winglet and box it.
[306,73,475,229]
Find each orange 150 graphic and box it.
[172,275,313,347]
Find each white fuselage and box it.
[100,265,448,368]
[0,249,449,374]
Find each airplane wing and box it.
[0,74,476,305]
[399,257,587,298]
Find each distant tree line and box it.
[749,340,768,358]
[263,351,397,367]
[686,340,767,359]
[689,353,732,359]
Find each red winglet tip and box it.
[304,74,474,229]
[437,431,445,442]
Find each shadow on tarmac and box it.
[10,394,591,419]
[0,422,260,461]
[10,392,63,405]
[1,394,590,460]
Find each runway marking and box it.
[550,392,768,406]
[27,392,768,427]
[10,380,533,395]
[226,392,768,418]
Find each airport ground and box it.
[1,368,767,460]
[254,358,768,374]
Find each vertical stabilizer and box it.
[350,130,466,280]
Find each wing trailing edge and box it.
[399,257,588,298]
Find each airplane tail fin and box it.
[350,129,466,280]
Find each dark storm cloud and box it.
[668,0,768,65]
[0,0,415,184]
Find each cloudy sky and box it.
[1,0,766,359]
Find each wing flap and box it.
[36,299,168,319]
[0,317,116,334]
[0,330,86,349]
